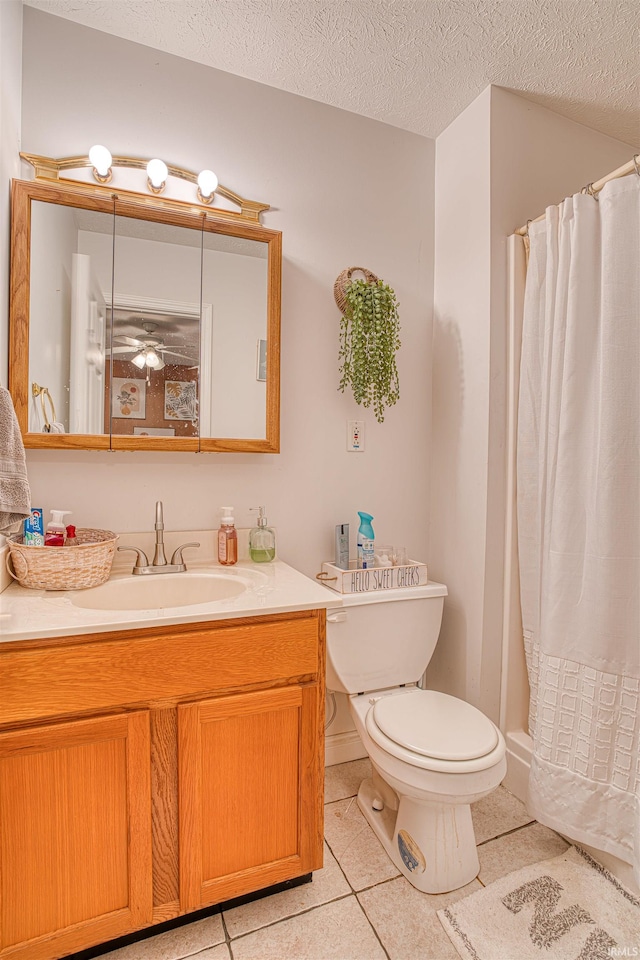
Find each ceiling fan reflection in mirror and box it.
[109,322,198,370]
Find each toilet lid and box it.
[371,690,499,761]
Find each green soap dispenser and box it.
[249,506,276,562]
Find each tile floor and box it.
[98,759,569,960]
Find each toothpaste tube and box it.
[23,507,44,546]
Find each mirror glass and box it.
[110,213,203,440]
[12,180,280,452]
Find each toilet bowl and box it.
[325,583,507,894]
[349,686,506,893]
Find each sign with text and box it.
[319,560,428,594]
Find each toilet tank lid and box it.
[336,581,447,607]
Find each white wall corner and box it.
[428,84,493,712]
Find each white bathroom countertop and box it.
[0,558,342,644]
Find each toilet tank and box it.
[325,582,448,695]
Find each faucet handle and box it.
[171,542,200,567]
[117,546,150,570]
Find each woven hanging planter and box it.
[335,266,401,423]
[334,266,379,315]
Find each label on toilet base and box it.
[397,829,426,874]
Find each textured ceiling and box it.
[24,0,640,146]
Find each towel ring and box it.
[32,382,56,431]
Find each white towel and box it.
[0,387,31,534]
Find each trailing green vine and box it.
[338,278,401,423]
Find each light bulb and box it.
[146,158,168,192]
[144,349,161,369]
[88,144,112,181]
[197,169,218,203]
[131,352,146,369]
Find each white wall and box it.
[428,87,492,711]
[17,9,435,578]
[0,1,22,386]
[428,85,634,724]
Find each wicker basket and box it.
[334,266,380,314]
[6,528,119,591]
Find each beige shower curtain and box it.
[517,174,640,882]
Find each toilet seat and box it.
[372,689,498,761]
[364,689,505,773]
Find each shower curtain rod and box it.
[515,154,640,236]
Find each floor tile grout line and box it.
[324,791,358,806]
[218,826,358,944]
[476,819,536,847]
[324,829,401,895]
[219,909,234,958]
[353,873,403,895]
[186,947,229,960]
[211,820,393,944]
[354,892,392,960]
[224,892,356,943]
[324,832,361,896]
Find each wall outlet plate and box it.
[347,420,365,452]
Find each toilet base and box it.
[357,775,480,894]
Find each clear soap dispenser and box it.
[218,506,238,566]
[249,506,276,563]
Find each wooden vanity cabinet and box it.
[0,711,153,960]
[0,610,325,960]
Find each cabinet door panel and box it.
[179,686,320,911]
[201,689,300,877]
[0,711,152,960]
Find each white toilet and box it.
[325,582,506,894]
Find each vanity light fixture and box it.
[146,158,169,194]
[88,144,112,183]
[22,150,270,223]
[88,147,218,204]
[197,169,218,204]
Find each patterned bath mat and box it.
[438,846,639,960]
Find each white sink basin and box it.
[69,571,250,611]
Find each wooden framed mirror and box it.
[9,177,281,452]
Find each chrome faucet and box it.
[118,501,200,575]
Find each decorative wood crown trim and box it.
[20,152,270,224]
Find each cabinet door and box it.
[0,711,153,960]
[179,685,323,911]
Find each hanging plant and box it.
[335,267,401,423]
